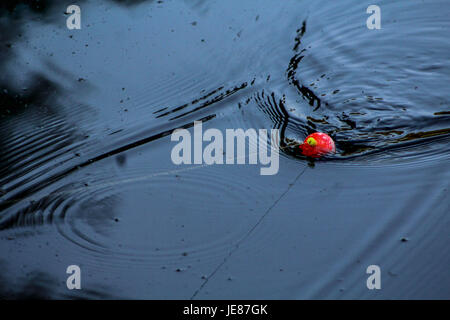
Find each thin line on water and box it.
[190,165,307,299]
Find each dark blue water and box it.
[0,0,449,299]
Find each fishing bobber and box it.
[299,132,335,158]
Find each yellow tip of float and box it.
[306,137,317,147]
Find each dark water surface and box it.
[0,0,449,299]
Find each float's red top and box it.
[299,132,335,158]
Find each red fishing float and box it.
[299,132,335,158]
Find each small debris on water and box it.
[116,154,126,166]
